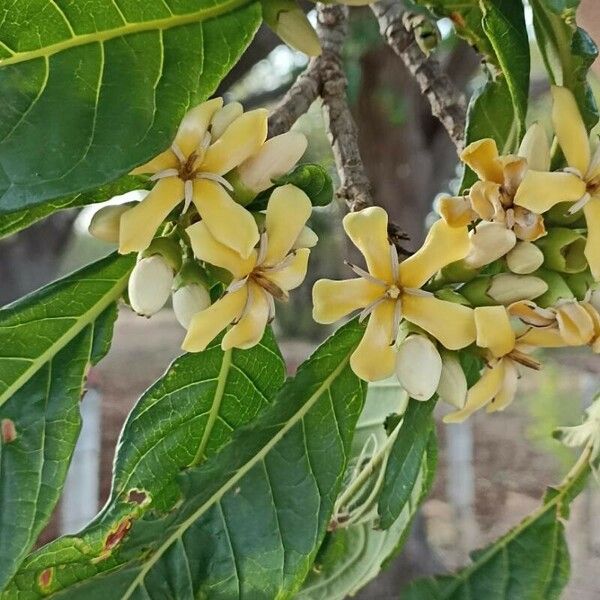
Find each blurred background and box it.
[2,1,600,598]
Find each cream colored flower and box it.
[119,98,268,258]
[555,395,600,462]
[514,87,600,279]
[182,184,313,352]
[312,208,476,382]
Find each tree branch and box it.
[370,0,467,150]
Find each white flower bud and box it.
[464,221,517,269]
[210,102,243,140]
[292,226,318,250]
[506,241,545,274]
[395,335,442,401]
[88,203,136,243]
[237,132,308,194]
[128,256,174,317]
[172,283,211,329]
[436,350,467,409]
[487,273,548,305]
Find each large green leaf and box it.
[0,252,135,409]
[0,1,261,213]
[6,320,367,598]
[0,175,150,239]
[0,306,117,591]
[529,0,599,130]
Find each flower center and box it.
[387,285,401,299]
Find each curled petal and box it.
[514,170,587,214]
[469,181,502,221]
[264,184,312,265]
[464,221,516,269]
[518,122,550,171]
[222,283,270,350]
[555,302,595,345]
[402,294,476,350]
[512,207,546,242]
[399,219,470,289]
[487,359,519,413]
[201,109,269,175]
[437,195,476,227]
[175,98,223,157]
[343,207,393,283]
[118,177,184,254]
[500,156,528,197]
[508,300,555,327]
[444,360,506,423]
[186,221,256,279]
[584,198,600,281]
[182,288,248,352]
[517,326,567,348]
[551,86,590,175]
[474,306,515,358]
[193,179,259,259]
[460,138,503,184]
[266,248,310,292]
[130,148,178,175]
[350,300,397,382]
[312,278,383,324]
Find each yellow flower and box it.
[182,184,313,352]
[439,133,547,241]
[312,207,476,382]
[119,98,268,258]
[444,306,540,423]
[514,86,600,279]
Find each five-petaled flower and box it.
[182,184,313,352]
[312,207,476,381]
[119,98,268,258]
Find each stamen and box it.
[199,131,212,152]
[563,166,583,179]
[391,299,403,346]
[403,287,433,297]
[568,192,591,214]
[195,172,234,192]
[389,243,399,283]
[256,233,268,266]
[263,288,276,323]
[261,252,297,274]
[171,143,186,163]
[150,168,179,181]
[509,350,541,371]
[232,284,252,324]
[358,296,386,323]
[505,207,515,229]
[344,261,388,287]
[227,276,249,293]
[182,180,194,214]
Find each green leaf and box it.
[7,320,367,598]
[378,396,436,530]
[0,305,116,591]
[0,1,261,212]
[0,175,150,239]
[404,447,590,599]
[530,0,599,130]
[0,252,135,409]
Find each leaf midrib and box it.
[121,352,354,599]
[0,0,252,67]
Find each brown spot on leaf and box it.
[127,489,148,506]
[104,519,132,552]
[38,568,53,590]
[1,419,16,443]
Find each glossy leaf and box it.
[7,320,367,598]
[0,306,116,591]
[0,1,261,212]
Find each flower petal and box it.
[517,326,567,348]
[469,181,502,221]
[487,358,519,413]
[443,360,505,423]
[402,294,476,350]
[464,221,516,269]
[551,86,590,175]
[210,102,243,140]
[350,300,397,381]
[343,207,393,282]
[201,109,269,175]
[266,248,310,292]
[186,221,256,279]
[182,287,247,353]
[118,177,184,254]
[514,170,586,213]
[584,197,600,281]
[518,122,550,171]
[437,195,475,227]
[264,184,312,265]
[175,98,223,157]
[192,179,260,259]
[512,207,546,242]
[508,300,555,327]
[474,306,515,358]
[460,138,503,184]
[222,283,270,350]
[312,278,383,324]
[555,302,595,345]
[399,219,470,288]
[130,148,178,175]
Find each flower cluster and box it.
[313,86,600,422]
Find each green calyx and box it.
[173,260,210,291]
[141,236,182,272]
[537,227,588,273]
[533,268,575,308]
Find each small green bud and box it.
[142,237,182,272]
[544,202,586,227]
[565,270,595,300]
[439,260,478,284]
[459,276,495,306]
[433,288,471,306]
[537,227,587,273]
[533,268,575,308]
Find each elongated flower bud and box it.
[487,273,548,305]
[506,241,544,274]
[537,228,587,273]
[173,284,211,329]
[436,350,467,409]
[464,221,516,269]
[395,335,442,401]
[88,202,136,243]
[128,255,174,317]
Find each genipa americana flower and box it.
[182,184,313,352]
[312,207,476,382]
[119,98,268,258]
[554,394,600,462]
[514,86,600,279]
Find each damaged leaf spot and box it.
[127,488,149,506]
[38,567,53,590]
[1,419,17,443]
[104,518,132,552]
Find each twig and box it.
[371,0,467,150]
